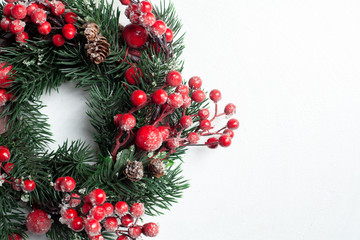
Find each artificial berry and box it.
[89,205,106,221]
[198,109,210,120]
[90,235,105,240]
[1,17,11,31]
[102,202,114,216]
[62,24,76,40]
[206,137,219,149]
[60,208,78,225]
[37,21,51,35]
[0,89,7,106]
[89,188,107,205]
[227,118,239,130]
[152,20,167,36]
[4,0,16,3]
[37,3,47,10]
[187,132,200,143]
[82,202,92,215]
[165,28,174,42]
[223,129,234,138]
[0,146,11,162]
[180,116,193,129]
[71,216,85,232]
[120,0,131,5]
[219,134,232,147]
[129,12,140,24]
[114,113,123,127]
[182,95,192,108]
[117,236,128,240]
[131,90,147,107]
[51,1,65,16]
[142,222,159,237]
[130,202,145,218]
[158,126,170,140]
[60,176,76,192]
[167,138,180,149]
[9,20,25,34]
[84,218,101,236]
[125,4,138,18]
[3,3,14,17]
[119,113,136,131]
[64,12,77,24]
[12,179,21,191]
[103,217,118,232]
[0,62,14,88]
[224,103,236,115]
[65,193,81,208]
[189,76,202,89]
[191,89,206,103]
[166,70,182,87]
[26,210,52,235]
[26,3,38,16]
[15,31,29,43]
[167,92,184,109]
[124,66,142,85]
[152,89,168,105]
[11,4,26,20]
[123,24,148,48]
[53,177,64,191]
[176,84,189,96]
[135,125,163,152]
[22,179,36,192]
[3,162,14,173]
[129,226,142,238]
[141,12,156,27]
[115,201,129,216]
[120,214,133,227]
[209,89,222,102]
[199,119,212,131]
[31,9,47,25]
[52,34,65,47]
[139,1,152,13]
[7,233,22,240]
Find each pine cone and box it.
[148,159,165,178]
[85,36,111,64]
[124,161,144,182]
[83,23,99,42]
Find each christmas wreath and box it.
[0,0,239,239]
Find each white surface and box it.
[33,0,360,239]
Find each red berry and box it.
[52,34,65,47]
[206,137,219,149]
[65,193,81,208]
[167,138,180,149]
[129,12,140,24]
[11,4,26,20]
[117,236,128,240]
[199,119,212,131]
[82,202,92,215]
[142,222,159,237]
[191,89,206,103]
[120,214,133,227]
[62,24,76,40]
[119,113,136,131]
[124,66,142,85]
[4,0,16,3]
[12,179,21,191]
[51,1,65,16]
[227,118,239,130]
[37,21,51,35]
[123,24,148,48]
[26,3,38,16]
[223,129,234,138]
[0,146,11,162]
[224,103,236,115]
[158,126,170,140]
[0,62,14,88]
[64,12,77,24]
[89,205,106,221]
[9,20,25,34]
[176,84,189,96]
[139,1,152,13]
[31,9,47,25]
[60,208,78,225]
[167,92,184,109]
[209,89,222,102]
[22,179,36,192]
[102,202,114,216]
[182,95,192,108]
[128,226,142,238]
[53,177,64,191]
[0,89,7,106]
[89,188,107,205]
[15,31,29,43]
[103,217,118,232]
[37,3,47,10]
[130,202,145,218]
[1,17,11,31]
[26,210,52,235]
[3,3,14,17]
[84,218,101,236]
[90,235,105,240]
[125,4,138,18]
[60,176,76,192]
[114,201,129,216]
[180,116,193,129]
[71,216,85,232]
[7,233,22,240]
[219,134,232,147]
[131,90,147,107]
[135,125,163,152]
[152,20,167,36]
[4,162,14,173]
[189,76,202,89]
[198,109,210,120]
[141,12,156,27]
[152,89,168,105]
[114,113,123,127]
[166,70,182,87]
[187,132,200,143]
[120,0,131,5]
[165,28,174,42]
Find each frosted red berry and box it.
[26,210,52,235]
[129,12,140,24]
[65,193,81,208]
[182,95,192,108]
[15,31,28,43]
[223,129,234,138]
[139,1,152,13]
[0,89,7,106]
[4,162,14,173]
[142,222,159,237]
[123,24,148,48]
[120,214,133,227]
[9,20,25,34]
[64,12,77,24]
[180,116,193,129]
[152,89,168,105]
[167,138,180,149]
[120,0,131,5]
[125,66,142,85]
[158,126,170,140]
[52,34,65,47]
[11,4,27,20]
[1,17,11,31]
[7,233,22,240]
[219,134,232,147]
[38,21,51,35]
[130,203,145,218]
[62,24,76,40]
[131,90,147,107]
[27,3,38,16]
[224,103,236,115]
[141,12,156,27]
[54,177,64,191]
[89,188,107,206]
[115,201,129,216]
[209,89,222,102]
[103,217,118,232]
[119,113,136,131]
[31,9,47,25]
[85,218,101,236]
[12,179,22,191]
[167,92,184,109]
[152,20,167,36]
[3,4,14,17]
[90,235,105,240]
[0,146,11,162]
[191,89,206,103]
[129,226,142,238]
[135,125,163,152]
[82,202,92,215]
[166,70,182,87]
[199,119,212,131]
[22,179,36,192]
[187,132,200,143]
[89,206,106,221]
[0,62,14,88]
[51,1,65,16]
[71,216,85,232]
[60,208,78,225]
[165,28,174,42]
[102,202,114,216]
[227,118,239,130]
[114,113,123,127]
[198,109,210,120]
[60,176,76,192]
[206,137,219,149]
[176,84,189,96]
[189,76,202,89]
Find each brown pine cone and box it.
[148,159,165,178]
[83,23,99,42]
[85,36,111,64]
[124,161,144,182]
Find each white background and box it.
[29,0,360,239]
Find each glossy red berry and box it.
[141,12,156,27]
[224,103,236,115]
[223,129,234,138]
[26,210,52,235]
[71,216,85,232]
[1,17,11,31]
[167,92,184,109]
[199,119,212,131]
[209,89,222,102]
[89,189,107,206]
[0,62,14,88]
[124,66,142,85]
[117,235,128,240]
[152,20,167,36]
[9,20,25,34]
[0,146,11,162]
[89,206,106,221]
[135,125,163,152]
[26,3,38,16]
[103,217,118,232]
[123,24,148,48]
[131,90,147,107]
[115,201,129,216]
[206,137,219,149]
[53,177,64,191]
[11,4,26,20]
[52,34,65,47]
[180,116,193,129]
[62,24,76,40]
[84,218,101,236]
[158,126,170,140]
[60,176,76,192]
[3,4,14,18]
[130,203,145,218]
[191,89,206,103]
[60,208,78,225]
[22,179,36,192]
[142,222,159,237]
[165,28,174,42]
[120,214,133,227]
[125,4,138,18]
[120,0,130,5]
[102,202,114,216]
[15,31,29,43]
[139,1,152,13]
[152,89,168,105]
[219,134,232,147]
[198,109,210,120]
[187,132,200,143]
[37,21,51,35]
[65,193,81,208]
[64,12,77,24]
[188,76,202,89]
[182,95,192,108]
[119,113,136,131]
[114,113,123,127]
[129,226,142,238]
[51,1,65,16]
[166,70,182,87]
[176,84,189,96]
[227,118,239,130]
[31,9,47,25]
[82,202,92,215]
[4,162,14,173]
[7,233,22,240]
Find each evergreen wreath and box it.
[0,0,239,239]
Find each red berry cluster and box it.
[0,0,77,46]
[0,62,15,104]
[52,179,159,239]
[0,146,36,193]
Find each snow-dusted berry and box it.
[182,95,192,108]
[114,201,129,216]
[198,109,210,120]
[199,119,212,131]
[141,12,156,27]
[119,113,136,131]
[3,3,14,17]
[31,9,47,25]
[60,208,78,225]
[9,20,25,34]
[167,93,184,109]
[26,3,38,16]
[135,125,163,152]
[51,1,65,16]
[89,188,107,205]
[1,17,11,31]
[130,203,145,218]
[189,76,202,89]
[120,214,133,227]
[11,4,27,20]
[191,89,206,103]
[102,202,114,216]
[180,116,193,129]
[142,222,159,237]
[15,31,29,43]
[26,210,52,235]
[176,84,189,96]
[89,206,106,221]
[84,218,101,236]
[60,176,76,192]
[65,193,81,208]
[224,103,236,115]
[187,132,200,143]
[128,226,142,238]
[103,217,118,232]
[209,89,222,102]
[158,126,170,140]
[152,20,167,36]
